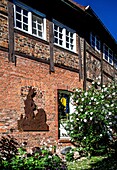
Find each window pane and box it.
[70,32,73,37]
[54,25,58,30]
[70,39,73,43]
[16,6,21,13]
[23,16,28,23]
[59,33,62,39]
[71,45,73,50]
[54,31,58,37]
[105,55,108,61]
[92,36,95,41]
[32,28,37,35]
[38,24,42,30]
[58,92,70,119]
[54,38,58,43]
[109,58,113,64]
[37,18,42,24]
[66,43,69,48]
[23,24,28,31]
[59,40,63,45]
[16,21,22,28]
[59,27,62,33]
[38,31,42,37]
[32,22,36,28]
[66,30,69,36]
[66,37,69,42]
[16,13,21,20]
[92,41,95,47]
[23,9,28,16]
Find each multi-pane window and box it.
[53,21,76,52]
[66,30,74,50]
[114,57,117,69]
[14,3,46,40]
[90,33,101,52]
[103,44,113,65]
[15,5,28,31]
[54,25,63,46]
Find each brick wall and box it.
[0,0,8,49]
[0,52,82,148]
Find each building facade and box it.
[0,0,117,148]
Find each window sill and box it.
[58,138,71,143]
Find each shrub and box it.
[66,82,117,156]
[0,135,19,160]
[0,136,67,170]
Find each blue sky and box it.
[74,0,117,41]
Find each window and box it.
[14,1,46,40]
[114,57,117,69]
[103,44,113,65]
[53,20,76,52]
[90,33,101,52]
[58,90,75,139]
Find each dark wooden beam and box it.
[83,39,86,90]
[78,36,82,81]
[49,20,54,73]
[100,42,103,86]
[8,1,15,63]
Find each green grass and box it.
[67,154,117,170]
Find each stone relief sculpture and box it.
[18,86,49,131]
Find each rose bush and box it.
[66,82,117,156]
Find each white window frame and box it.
[53,20,76,53]
[90,32,101,53]
[103,44,113,65]
[58,90,75,139]
[13,0,46,40]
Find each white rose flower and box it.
[108,112,112,115]
[104,87,107,92]
[98,76,101,79]
[91,97,94,100]
[90,117,93,120]
[84,119,87,122]
[109,122,112,125]
[106,104,109,107]
[84,92,88,96]
[82,98,84,101]
[101,95,104,99]
[109,129,113,132]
